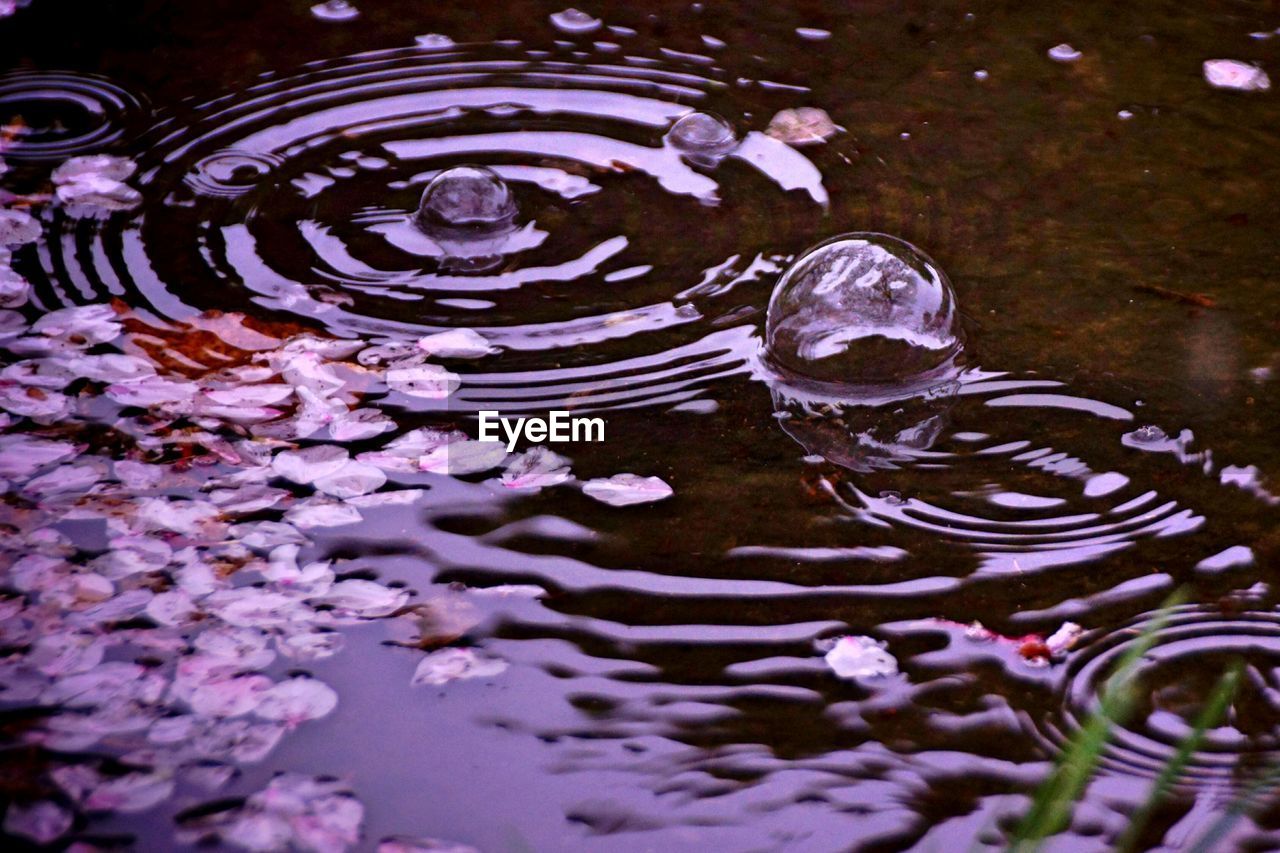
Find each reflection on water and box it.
[2,1,1280,850]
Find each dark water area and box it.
[2,1,1280,850]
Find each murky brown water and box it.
[2,1,1280,850]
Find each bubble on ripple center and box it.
[664,111,738,165]
[414,165,520,272]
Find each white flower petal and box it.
[386,364,460,399]
[500,446,572,490]
[314,579,408,618]
[581,473,673,506]
[0,208,41,247]
[412,648,508,686]
[823,635,898,680]
[313,459,386,498]
[285,498,363,529]
[4,800,72,844]
[416,329,496,359]
[254,677,338,725]
[272,445,351,485]
[1204,59,1271,91]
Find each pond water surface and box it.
[2,1,1280,850]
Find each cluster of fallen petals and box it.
[0,144,675,847]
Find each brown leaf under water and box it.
[115,302,317,377]
[1132,283,1216,309]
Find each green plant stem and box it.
[1011,593,1186,851]
[1115,662,1242,853]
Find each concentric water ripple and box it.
[0,70,149,160]
[1033,604,1280,786]
[31,43,829,414]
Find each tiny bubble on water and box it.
[550,8,603,35]
[310,0,359,22]
[1048,43,1082,62]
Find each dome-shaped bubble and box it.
[764,232,963,390]
[665,111,737,161]
[416,165,518,231]
[413,165,520,273]
[311,0,360,22]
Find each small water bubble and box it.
[664,111,738,162]
[1117,109,1134,120]
[1047,43,1082,62]
[880,490,905,506]
[550,8,602,35]
[310,0,359,22]
[974,69,989,81]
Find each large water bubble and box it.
[414,165,519,271]
[762,233,965,470]
[765,232,963,391]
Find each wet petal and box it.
[0,435,79,478]
[0,208,41,246]
[32,304,122,344]
[416,329,496,359]
[146,590,198,626]
[1204,59,1271,91]
[313,459,386,498]
[500,446,572,490]
[190,674,274,718]
[272,445,351,485]
[329,407,396,442]
[203,383,294,407]
[314,579,408,618]
[823,635,899,679]
[581,473,673,506]
[420,439,507,475]
[765,107,841,145]
[106,375,199,409]
[254,677,338,725]
[285,498,363,529]
[52,154,137,184]
[3,799,72,844]
[386,364,460,399]
[83,770,175,813]
[412,648,508,686]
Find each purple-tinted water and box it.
[2,1,1280,850]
